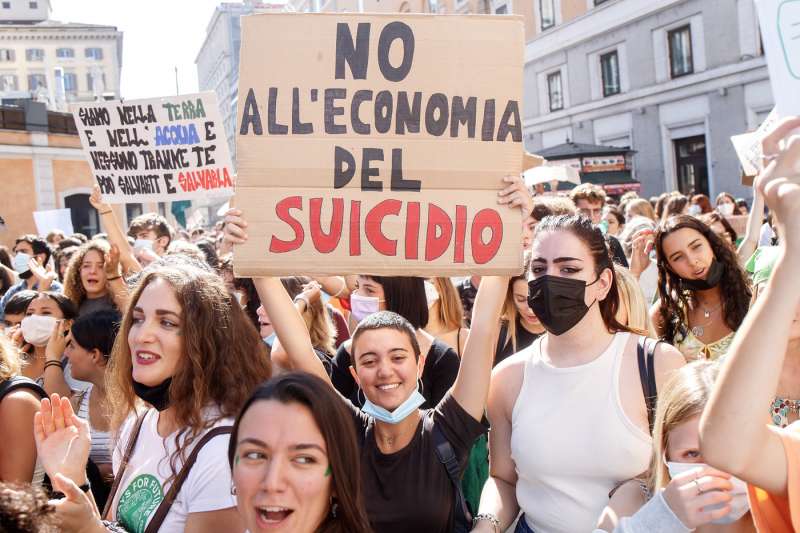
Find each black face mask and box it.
[680,259,724,291]
[132,378,172,411]
[528,275,599,336]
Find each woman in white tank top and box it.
[473,214,686,533]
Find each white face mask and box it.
[12,252,31,274]
[350,293,382,323]
[133,238,154,252]
[687,204,702,216]
[20,315,58,347]
[424,280,439,309]
[718,203,735,217]
[666,461,750,524]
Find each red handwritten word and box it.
[178,167,233,193]
[269,196,503,264]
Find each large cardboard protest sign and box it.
[234,13,525,276]
[73,92,234,204]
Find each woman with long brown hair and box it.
[651,215,751,361]
[33,259,272,533]
[62,240,128,316]
[474,214,685,533]
[229,372,372,533]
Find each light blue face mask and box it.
[361,385,426,424]
[263,332,277,348]
[12,252,31,274]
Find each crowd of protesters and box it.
[0,118,797,533]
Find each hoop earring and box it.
[231,484,237,496]
[416,377,424,395]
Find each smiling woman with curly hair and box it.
[650,215,752,361]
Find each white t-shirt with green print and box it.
[110,408,236,533]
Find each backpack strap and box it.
[0,376,46,402]
[143,426,233,533]
[637,336,660,434]
[432,425,472,533]
[102,411,148,519]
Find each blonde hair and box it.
[280,276,336,355]
[0,335,22,382]
[615,266,656,337]
[63,239,111,307]
[649,361,719,492]
[431,277,463,331]
[626,198,657,221]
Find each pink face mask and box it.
[350,293,383,323]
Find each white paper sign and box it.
[730,108,780,177]
[756,0,800,116]
[33,209,74,236]
[72,92,234,204]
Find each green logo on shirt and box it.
[117,474,164,533]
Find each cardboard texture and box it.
[755,0,800,116]
[234,13,525,276]
[72,92,234,204]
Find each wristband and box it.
[99,210,112,215]
[44,360,64,371]
[472,513,501,533]
[107,275,121,281]
[51,479,90,500]
[293,294,310,308]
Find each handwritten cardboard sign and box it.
[234,14,525,276]
[72,92,234,204]
[756,0,800,116]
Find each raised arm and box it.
[737,184,765,264]
[700,117,800,495]
[43,319,73,398]
[104,244,130,311]
[223,208,329,385]
[90,186,141,275]
[450,276,507,421]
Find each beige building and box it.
[0,0,123,112]
[286,0,593,43]
[0,102,171,248]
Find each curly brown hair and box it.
[63,239,110,308]
[654,215,752,344]
[0,483,56,532]
[107,261,271,482]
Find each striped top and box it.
[76,385,113,465]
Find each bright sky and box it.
[50,0,226,99]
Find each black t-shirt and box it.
[347,393,487,533]
[494,317,541,366]
[331,338,460,409]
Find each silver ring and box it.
[692,478,703,495]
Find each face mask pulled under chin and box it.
[350,293,382,322]
[361,383,426,424]
[132,378,173,411]
[665,461,750,524]
[680,259,724,291]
